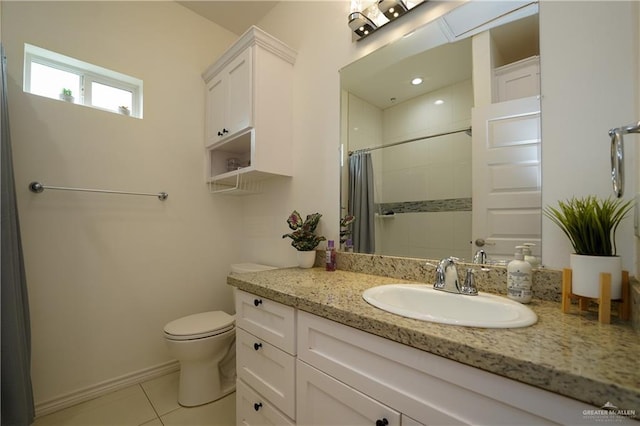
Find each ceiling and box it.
[177,1,279,35]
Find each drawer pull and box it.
[375,419,388,426]
[253,342,263,351]
[253,298,263,307]
[254,402,263,411]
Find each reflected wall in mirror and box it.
[340,5,540,262]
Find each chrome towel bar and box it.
[609,121,640,198]
[29,181,168,201]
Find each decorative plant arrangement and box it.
[59,88,74,102]
[544,195,633,300]
[282,210,326,251]
[340,214,355,245]
[543,196,632,256]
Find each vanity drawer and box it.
[236,379,294,426]
[237,328,296,419]
[235,289,296,354]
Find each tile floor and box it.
[32,372,235,426]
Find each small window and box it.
[24,44,143,118]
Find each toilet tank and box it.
[230,263,277,274]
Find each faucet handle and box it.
[460,268,478,295]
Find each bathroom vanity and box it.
[229,267,639,425]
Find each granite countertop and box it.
[228,267,640,413]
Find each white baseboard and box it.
[34,360,180,418]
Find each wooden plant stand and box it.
[562,269,630,324]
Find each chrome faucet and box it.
[433,257,478,295]
[433,257,460,293]
[473,249,487,265]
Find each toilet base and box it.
[177,359,236,407]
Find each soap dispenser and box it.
[507,246,532,304]
[522,243,540,269]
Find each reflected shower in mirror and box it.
[340,9,540,261]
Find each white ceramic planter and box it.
[570,254,622,299]
[297,250,316,269]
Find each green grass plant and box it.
[544,196,633,256]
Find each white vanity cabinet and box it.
[297,311,607,426]
[235,290,615,426]
[202,26,296,187]
[234,290,296,424]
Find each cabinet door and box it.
[236,379,294,426]
[225,47,252,137]
[297,360,400,426]
[205,75,226,146]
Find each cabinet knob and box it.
[254,298,262,307]
[375,419,389,426]
[254,402,263,411]
[254,342,263,351]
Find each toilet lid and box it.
[164,311,235,341]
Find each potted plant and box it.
[340,214,355,250]
[282,210,326,268]
[59,88,74,103]
[544,196,633,299]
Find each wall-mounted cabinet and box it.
[493,55,540,103]
[202,26,296,189]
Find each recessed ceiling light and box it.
[411,77,423,85]
[434,99,444,105]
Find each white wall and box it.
[3,1,239,408]
[381,79,472,204]
[377,80,472,259]
[540,1,638,272]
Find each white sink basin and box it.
[362,284,537,328]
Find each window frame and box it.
[24,44,143,118]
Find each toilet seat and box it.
[164,311,235,341]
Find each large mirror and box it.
[340,4,540,262]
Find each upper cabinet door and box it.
[206,47,252,146]
[205,75,226,146]
[225,47,253,138]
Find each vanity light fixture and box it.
[348,0,424,41]
[378,0,408,20]
[411,77,423,85]
[348,11,378,39]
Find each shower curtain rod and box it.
[28,181,168,200]
[348,127,472,156]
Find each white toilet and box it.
[163,263,276,407]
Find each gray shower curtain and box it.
[1,44,35,426]
[348,151,375,254]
